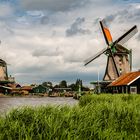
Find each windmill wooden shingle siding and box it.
[84,19,138,82]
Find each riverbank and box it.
[0,94,140,139]
[0,92,79,98]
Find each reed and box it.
[0,94,140,140]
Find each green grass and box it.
[1,94,140,139]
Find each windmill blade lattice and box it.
[84,47,107,66]
[113,25,138,46]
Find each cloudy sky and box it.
[0,0,140,85]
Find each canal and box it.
[0,97,78,114]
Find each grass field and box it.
[0,94,140,140]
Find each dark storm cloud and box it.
[20,0,88,12]
[104,7,140,25]
[66,17,91,37]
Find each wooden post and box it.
[122,86,124,93]
[126,86,128,94]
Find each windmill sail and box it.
[100,20,113,46]
[84,47,107,66]
[114,25,138,45]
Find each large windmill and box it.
[84,19,138,81]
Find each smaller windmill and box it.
[84,19,138,81]
[0,59,8,81]
[0,41,10,82]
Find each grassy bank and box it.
[1,94,140,139]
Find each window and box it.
[36,89,39,93]
[130,86,137,94]
[42,89,45,93]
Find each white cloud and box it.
[0,3,14,17]
[0,0,139,85]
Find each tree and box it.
[54,84,59,88]
[82,86,90,91]
[59,80,67,88]
[68,83,77,91]
[68,79,82,91]
[42,81,53,88]
[75,79,82,91]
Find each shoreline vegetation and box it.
[0,91,89,99]
[1,94,140,139]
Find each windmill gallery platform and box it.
[84,19,138,93]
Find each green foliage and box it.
[68,79,90,91]
[1,94,140,139]
[42,81,53,88]
[68,83,77,91]
[59,80,67,88]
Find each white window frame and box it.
[130,86,137,94]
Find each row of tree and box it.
[41,79,89,91]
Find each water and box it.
[0,97,78,114]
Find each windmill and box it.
[0,59,8,81]
[84,19,138,81]
[0,41,9,82]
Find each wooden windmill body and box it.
[103,44,131,81]
[84,19,138,82]
[0,59,8,81]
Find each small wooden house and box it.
[0,85,12,94]
[108,71,140,94]
[33,85,50,94]
[21,86,33,93]
[8,83,21,88]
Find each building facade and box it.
[108,71,140,94]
